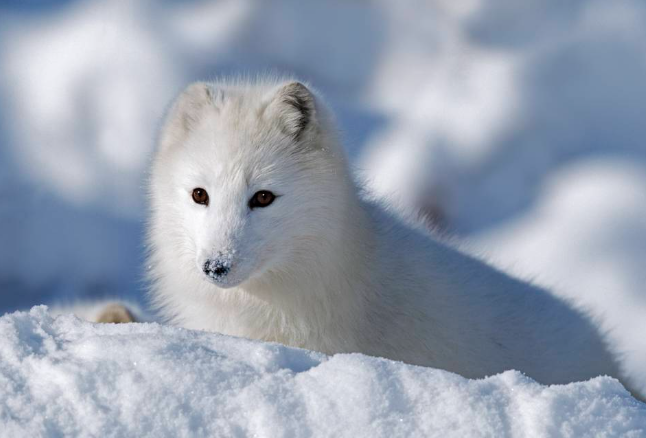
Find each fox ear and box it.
[159,82,222,152]
[265,81,316,141]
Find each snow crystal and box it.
[202,252,235,285]
[1,307,644,438]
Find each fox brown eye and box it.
[192,188,209,205]
[249,190,275,209]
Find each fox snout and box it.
[203,259,230,277]
[201,252,234,284]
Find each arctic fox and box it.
[148,77,622,387]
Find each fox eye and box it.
[249,190,276,209]
[192,188,209,206]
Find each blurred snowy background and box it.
[1,0,645,390]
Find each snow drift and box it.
[1,307,644,438]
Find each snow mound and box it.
[1,307,644,438]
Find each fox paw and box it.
[95,303,136,324]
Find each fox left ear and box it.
[265,81,316,141]
[159,82,224,153]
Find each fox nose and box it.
[202,258,231,279]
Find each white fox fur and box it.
[148,76,626,388]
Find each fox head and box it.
[149,79,352,291]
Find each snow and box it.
[1,0,646,433]
[1,307,644,438]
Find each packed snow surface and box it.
[1,307,644,438]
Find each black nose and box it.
[203,259,231,278]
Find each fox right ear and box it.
[159,82,222,152]
[263,81,316,142]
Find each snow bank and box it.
[1,307,644,438]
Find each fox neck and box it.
[236,182,377,353]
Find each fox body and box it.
[148,77,621,385]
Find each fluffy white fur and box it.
[148,76,626,388]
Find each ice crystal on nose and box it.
[202,253,234,283]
